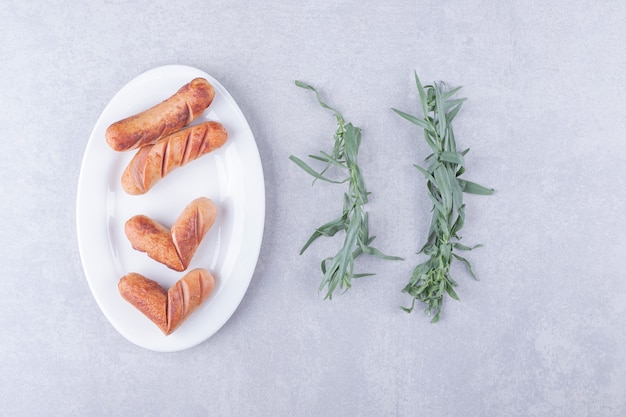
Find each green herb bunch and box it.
[392,72,493,322]
[290,81,402,299]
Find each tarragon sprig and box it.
[392,72,494,322]
[291,80,402,299]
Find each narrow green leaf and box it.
[352,165,368,204]
[413,164,437,184]
[439,240,452,264]
[307,154,330,163]
[391,108,435,132]
[452,242,483,251]
[451,204,466,236]
[352,235,376,259]
[299,230,322,255]
[426,86,436,108]
[411,262,430,280]
[448,166,464,211]
[434,165,453,213]
[447,128,457,153]
[320,257,331,275]
[446,102,464,124]
[420,215,437,254]
[430,310,441,323]
[438,277,446,295]
[289,155,342,184]
[332,131,345,161]
[316,216,349,237]
[422,243,437,257]
[414,71,429,117]
[407,282,430,298]
[442,86,463,101]
[434,83,447,138]
[452,253,479,280]
[458,179,495,195]
[423,131,440,153]
[343,123,360,165]
[336,209,362,285]
[353,123,362,150]
[360,211,370,243]
[448,275,459,287]
[295,80,344,125]
[427,191,446,216]
[318,151,348,169]
[439,151,465,166]
[441,125,452,153]
[321,256,340,293]
[444,98,466,110]
[361,244,404,260]
[342,192,352,214]
[352,273,376,279]
[401,297,417,313]
[445,283,460,301]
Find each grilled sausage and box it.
[121,121,228,195]
[106,78,215,152]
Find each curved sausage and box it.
[167,268,215,335]
[124,215,184,271]
[118,272,168,334]
[121,121,228,195]
[171,197,218,270]
[106,78,215,151]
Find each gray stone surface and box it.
[1,0,625,415]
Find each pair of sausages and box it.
[125,197,218,272]
[120,195,219,336]
[106,77,228,194]
[119,268,215,336]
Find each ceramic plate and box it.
[76,65,264,352]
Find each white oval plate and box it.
[76,65,265,352]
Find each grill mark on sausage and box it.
[183,128,195,165]
[185,99,194,125]
[181,129,191,167]
[195,206,201,247]
[161,139,169,179]
[181,279,190,316]
[198,271,204,301]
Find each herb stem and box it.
[291,81,402,299]
[392,72,494,322]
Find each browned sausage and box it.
[166,268,215,335]
[106,78,215,152]
[118,269,215,335]
[121,121,228,195]
[118,272,168,334]
[170,197,218,270]
[124,197,218,272]
[124,215,184,272]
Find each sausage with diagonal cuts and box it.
[121,121,228,195]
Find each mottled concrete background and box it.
[1,1,625,416]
